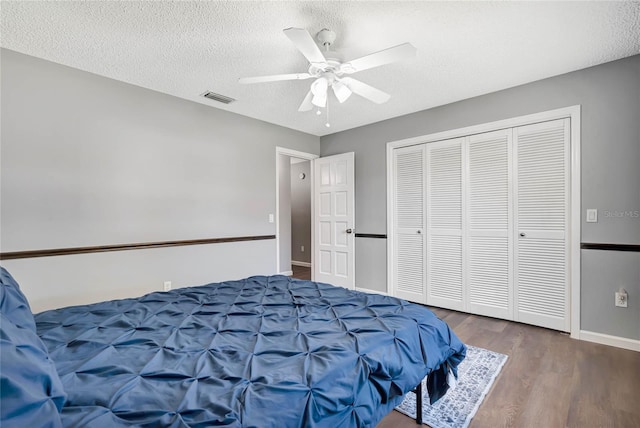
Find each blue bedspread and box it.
[35,276,465,427]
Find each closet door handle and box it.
[346,228,353,234]
[417,230,422,234]
[519,232,526,237]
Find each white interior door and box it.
[514,119,570,332]
[313,152,355,289]
[391,145,426,303]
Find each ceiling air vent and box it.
[202,91,236,104]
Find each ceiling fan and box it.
[239,28,417,113]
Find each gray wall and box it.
[581,250,639,339]
[1,49,319,311]
[290,161,311,264]
[321,55,640,340]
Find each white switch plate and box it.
[586,209,598,223]
[163,281,172,292]
[268,214,274,223]
[301,246,304,252]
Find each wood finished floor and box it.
[377,307,640,428]
[291,264,311,280]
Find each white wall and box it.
[1,49,319,312]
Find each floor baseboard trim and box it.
[355,287,389,296]
[280,270,294,276]
[291,261,311,267]
[579,330,640,352]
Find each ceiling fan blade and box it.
[298,90,314,111]
[341,77,391,104]
[283,27,327,65]
[340,43,416,74]
[239,73,312,84]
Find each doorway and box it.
[290,157,312,279]
[275,147,318,279]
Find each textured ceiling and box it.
[2,1,639,137]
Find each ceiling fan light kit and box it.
[332,80,352,103]
[239,27,416,126]
[311,77,329,107]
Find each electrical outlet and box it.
[164,281,172,292]
[301,246,304,252]
[615,290,628,308]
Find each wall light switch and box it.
[586,209,598,223]
[268,214,274,223]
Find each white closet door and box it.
[514,119,570,332]
[392,145,426,303]
[466,129,514,320]
[426,138,464,311]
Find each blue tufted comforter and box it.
[35,275,466,427]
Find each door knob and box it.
[519,232,526,237]
[417,230,422,234]
[346,228,353,234]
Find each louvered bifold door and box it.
[426,138,464,311]
[466,130,514,320]
[393,145,426,303]
[514,119,570,332]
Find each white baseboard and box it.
[356,287,389,296]
[579,330,640,352]
[291,261,311,267]
[280,270,293,276]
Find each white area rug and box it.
[395,345,508,428]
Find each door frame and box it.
[275,147,319,278]
[386,105,581,338]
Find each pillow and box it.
[1,313,67,427]
[0,268,67,427]
[0,267,36,332]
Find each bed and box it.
[1,268,466,427]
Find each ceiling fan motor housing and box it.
[308,59,343,79]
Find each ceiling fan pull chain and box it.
[326,99,331,128]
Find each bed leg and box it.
[414,382,423,425]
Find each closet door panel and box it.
[468,235,510,313]
[392,145,426,303]
[517,237,566,320]
[426,139,464,310]
[429,235,463,302]
[466,130,513,319]
[514,119,570,332]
